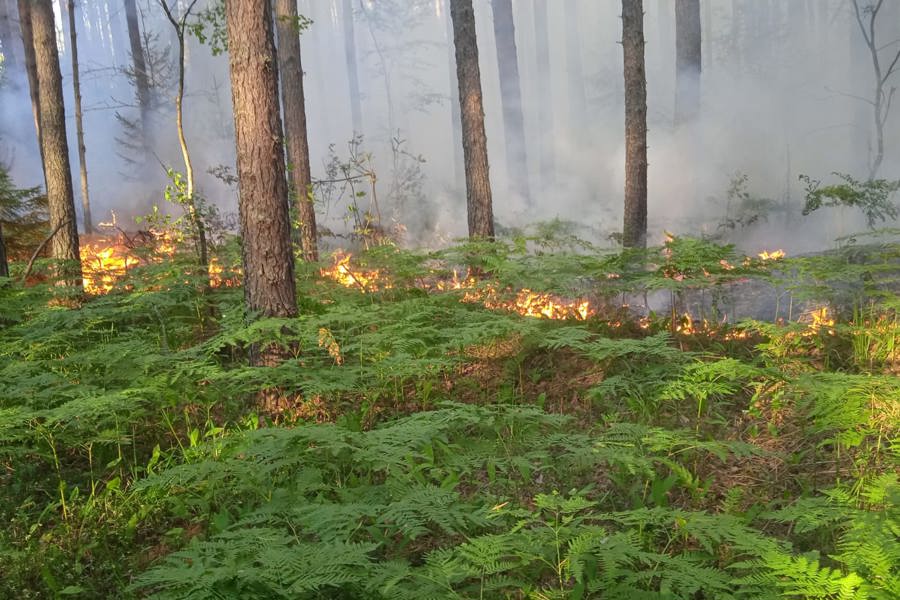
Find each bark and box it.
[675,0,701,125]
[341,0,362,134]
[225,0,298,322]
[124,0,151,140]
[0,221,8,278]
[17,0,42,173]
[158,0,208,268]
[445,0,463,187]
[66,0,92,234]
[450,0,494,239]
[533,0,554,189]
[622,0,648,249]
[490,0,530,204]
[275,0,318,262]
[30,0,81,284]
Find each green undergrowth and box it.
[0,234,898,598]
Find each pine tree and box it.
[622,0,648,248]
[449,0,494,239]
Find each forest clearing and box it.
[1,0,899,598]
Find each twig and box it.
[20,219,73,282]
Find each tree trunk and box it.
[225,0,298,325]
[17,0,43,174]
[450,0,494,239]
[445,0,463,188]
[30,0,81,285]
[0,221,8,278]
[275,0,318,262]
[622,0,648,249]
[159,1,208,268]
[675,0,701,125]
[564,3,587,146]
[124,0,151,141]
[66,0,92,234]
[342,0,362,135]
[533,0,554,190]
[490,0,530,205]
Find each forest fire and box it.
[79,232,238,293]
[320,251,385,292]
[80,237,142,294]
[321,252,595,320]
[757,249,786,261]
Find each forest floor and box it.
[0,233,898,599]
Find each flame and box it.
[320,251,384,292]
[804,306,836,335]
[80,238,142,294]
[80,231,238,293]
[758,249,786,261]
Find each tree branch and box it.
[20,219,73,283]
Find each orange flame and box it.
[80,231,237,293]
[320,251,384,292]
[758,249,786,261]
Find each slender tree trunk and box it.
[445,0,463,187]
[159,1,208,268]
[851,0,900,180]
[675,0,701,125]
[490,0,530,205]
[275,0,318,262]
[450,0,494,239]
[564,4,587,145]
[533,0,554,190]
[124,0,151,140]
[622,0,648,249]
[341,0,362,135]
[225,0,298,326]
[66,0,92,234]
[0,221,8,278]
[17,0,43,173]
[30,0,81,285]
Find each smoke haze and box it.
[1,0,898,254]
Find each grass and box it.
[0,233,897,599]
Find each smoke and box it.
[0,0,898,254]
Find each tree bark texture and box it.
[30,0,81,282]
[225,0,298,321]
[124,0,151,140]
[67,0,92,234]
[445,0,463,187]
[275,0,317,262]
[490,0,530,205]
[17,0,43,173]
[342,0,362,135]
[0,221,8,278]
[675,0,701,125]
[450,0,494,239]
[622,0,648,248]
